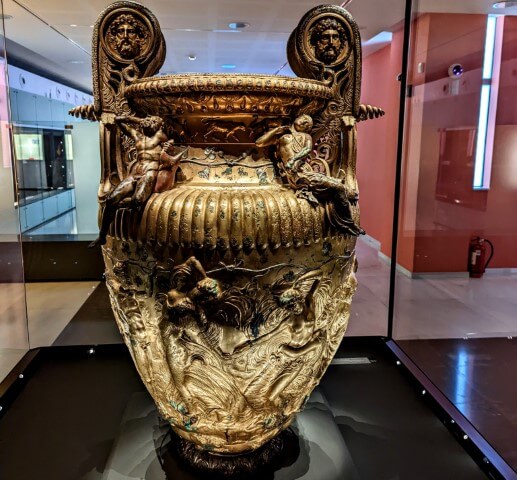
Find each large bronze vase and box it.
[71,1,383,473]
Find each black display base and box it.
[165,428,298,479]
[101,389,360,480]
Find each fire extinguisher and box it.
[468,236,494,278]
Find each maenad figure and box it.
[90,115,182,247]
[256,115,364,236]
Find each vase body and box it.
[74,1,383,461]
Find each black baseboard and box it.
[22,240,104,281]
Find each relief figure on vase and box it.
[256,114,364,236]
[74,1,386,476]
[90,115,183,247]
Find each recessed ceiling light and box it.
[493,0,517,6]
[67,60,84,64]
[228,22,250,30]
[188,54,197,61]
[70,24,78,27]
[212,29,241,33]
[221,64,236,69]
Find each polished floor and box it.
[25,209,78,236]
[398,338,517,474]
[351,238,517,339]
[0,281,99,383]
[0,342,488,480]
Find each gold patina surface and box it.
[70,1,384,455]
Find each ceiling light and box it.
[70,24,78,27]
[221,64,236,69]
[212,29,241,33]
[188,54,197,61]
[67,60,84,64]
[493,1,517,6]
[228,22,250,29]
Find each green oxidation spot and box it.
[208,202,215,213]
[198,167,210,179]
[171,210,177,218]
[219,210,225,219]
[238,167,249,177]
[322,240,332,256]
[257,169,268,185]
[203,444,215,451]
[257,200,265,209]
[263,417,274,429]
[232,211,239,221]
[194,206,201,217]
[222,166,233,176]
[170,400,188,415]
[184,416,198,432]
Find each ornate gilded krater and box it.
[71,1,383,474]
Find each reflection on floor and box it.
[0,349,27,384]
[348,239,390,336]
[398,338,517,473]
[25,209,77,236]
[0,341,487,479]
[0,283,28,350]
[52,282,121,346]
[26,281,100,348]
[351,238,517,340]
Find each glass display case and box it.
[0,0,516,478]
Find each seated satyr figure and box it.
[256,115,364,236]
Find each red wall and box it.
[409,14,517,272]
[357,29,403,259]
[360,13,517,273]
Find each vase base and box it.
[165,429,299,478]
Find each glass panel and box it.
[3,5,101,350]
[394,1,517,340]
[394,0,517,471]
[3,0,407,350]
[0,4,29,382]
[345,0,406,336]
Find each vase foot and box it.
[163,429,299,478]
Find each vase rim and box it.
[126,73,333,99]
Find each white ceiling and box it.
[2,0,514,93]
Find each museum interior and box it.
[0,0,516,478]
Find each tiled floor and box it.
[350,238,517,340]
[25,210,77,236]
